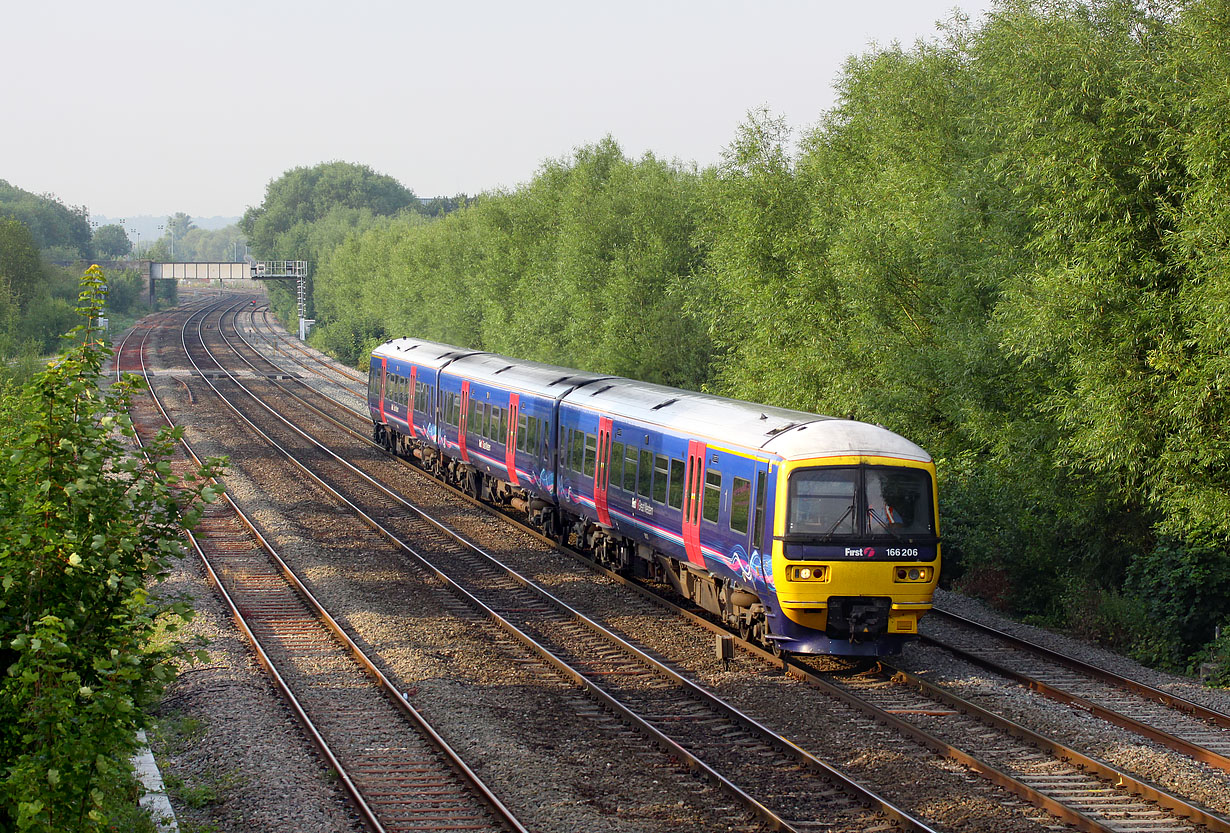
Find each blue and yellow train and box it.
[368,337,939,656]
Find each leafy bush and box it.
[1123,539,1230,672]
[0,266,224,831]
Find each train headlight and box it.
[799,567,812,579]
[894,566,932,583]
[789,565,826,581]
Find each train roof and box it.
[442,352,612,398]
[372,338,930,463]
[371,337,484,370]
[565,377,931,463]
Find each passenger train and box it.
[368,337,939,656]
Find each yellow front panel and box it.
[772,455,940,629]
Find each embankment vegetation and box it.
[243,0,1230,680]
[0,267,223,831]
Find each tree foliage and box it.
[90,225,131,259]
[0,182,91,260]
[0,266,224,830]
[310,138,711,386]
[240,161,422,261]
[250,0,1230,675]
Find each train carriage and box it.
[369,338,481,460]
[435,354,609,517]
[555,380,939,655]
[369,337,939,657]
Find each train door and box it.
[407,365,417,436]
[505,393,520,486]
[682,440,706,567]
[458,380,471,462]
[752,466,771,587]
[594,417,613,525]
[378,356,388,424]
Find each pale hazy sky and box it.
[3,1,995,220]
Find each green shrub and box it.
[1123,539,1230,672]
[0,266,224,831]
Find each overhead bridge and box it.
[147,261,254,305]
[146,259,311,339]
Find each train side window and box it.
[651,454,668,503]
[517,415,528,451]
[752,470,768,543]
[571,429,585,472]
[470,399,480,434]
[583,433,597,477]
[668,458,685,509]
[639,450,654,497]
[527,417,538,456]
[703,470,722,523]
[730,476,751,534]
[610,442,625,490]
[499,408,508,444]
[623,445,638,492]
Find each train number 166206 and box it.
[886,548,920,558]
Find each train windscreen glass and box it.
[864,467,933,535]
[787,466,933,538]
[787,468,857,535]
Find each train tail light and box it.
[894,566,932,583]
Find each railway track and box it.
[143,296,1230,833]
[192,297,944,833]
[115,305,529,833]
[920,610,1230,770]
[226,301,1230,832]
[234,295,1230,826]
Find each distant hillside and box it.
[93,214,240,241]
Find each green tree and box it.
[90,224,131,259]
[0,218,45,311]
[240,161,421,260]
[0,182,91,259]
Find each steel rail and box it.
[920,631,1230,773]
[128,300,528,833]
[929,608,1230,730]
[216,301,1230,833]
[248,304,367,384]
[117,308,386,833]
[183,300,530,833]
[195,299,944,833]
[875,662,1230,833]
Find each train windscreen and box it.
[787,465,933,538]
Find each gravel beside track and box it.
[241,300,1230,829]
[149,300,772,833]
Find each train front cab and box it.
[766,454,939,656]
